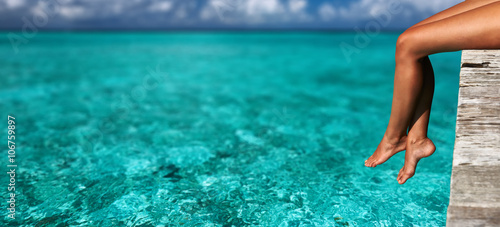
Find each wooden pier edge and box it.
[446,50,500,227]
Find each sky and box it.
[0,0,464,30]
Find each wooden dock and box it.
[446,50,500,226]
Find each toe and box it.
[397,166,408,183]
[398,174,405,184]
[399,176,407,184]
[366,158,378,167]
[399,170,415,184]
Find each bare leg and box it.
[408,57,434,138]
[365,0,500,168]
[397,56,436,184]
[409,0,500,29]
[394,1,500,184]
[365,35,436,168]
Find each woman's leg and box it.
[409,0,500,29]
[397,56,436,184]
[407,56,434,142]
[365,0,500,168]
[364,55,435,168]
[394,1,500,184]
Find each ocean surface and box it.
[0,32,461,226]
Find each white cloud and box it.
[5,0,25,9]
[149,1,173,12]
[51,0,178,20]
[289,0,306,13]
[201,0,463,26]
[200,0,227,21]
[59,6,87,19]
[200,0,311,24]
[174,2,197,20]
[244,0,283,16]
[407,0,462,13]
[200,4,216,21]
[0,0,467,29]
[323,0,464,22]
[319,3,336,21]
[334,0,389,20]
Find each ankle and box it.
[407,135,428,144]
[383,133,407,145]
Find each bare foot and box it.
[397,137,436,184]
[365,134,407,167]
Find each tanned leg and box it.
[365,0,500,168]
[410,0,500,29]
[397,56,436,184]
[394,1,500,184]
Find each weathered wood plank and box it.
[447,49,500,227]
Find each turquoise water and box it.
[0,32,460,226]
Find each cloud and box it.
[5,0,26,9]
[288,0,307,13]
[200,0,311,24]
[148,1,173,12]
[58,5,87,19]
[0,0,467,29]
[315,0,462,24]
[319,3,336,21]
[334,0,393,21]
[407,0,462,13]
[244,0,283,17]
[199,3,216,21]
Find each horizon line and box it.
[0,27,406,33]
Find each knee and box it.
[395,29,421,62]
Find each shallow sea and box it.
[0,32,461,226]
